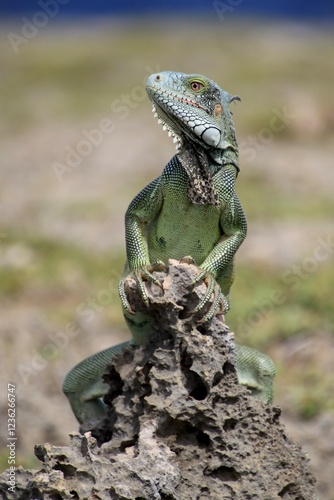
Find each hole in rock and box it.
[180,349,193,369]
[181,350,208,400]
[208,465,240,482]
[103,366,123,405]
[54,463,77,479]
[222,396,239,405]
[197,324,207,335]
[197,430,211,448]
[89,424,113,446]
[222,361,235,374]
[212,372,223,386]
[157,417,208,450]
[49,494,63,500]
[278,483,298,497]
[223,418,238,431]
[120,436,138,452]
[21,487,43,500]
[76,470,96,483]
[182,369,208,400]
[140,362,153,398]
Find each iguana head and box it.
[146,71,239,166]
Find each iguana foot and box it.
[192,271,229,322]
[180,255,196,265]
[119,261,167,313]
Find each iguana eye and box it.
[190,81,204,92]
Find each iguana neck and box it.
[177,137,239,207]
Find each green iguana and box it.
[63,71,276,426]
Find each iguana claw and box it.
[119,261,167,314]
[148,260,168,273]
[118,277,135,314]
[180,256,196,265]
[192,271,229,322]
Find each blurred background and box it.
[0,1,333,497]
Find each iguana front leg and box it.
[118,176,165,316]
[194,192,247,320]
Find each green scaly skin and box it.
[63,72,276,426]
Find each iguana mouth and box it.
[177,95,208,113]
[151,103,183,152]
[148,84,209,113]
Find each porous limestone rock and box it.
[0,261,318,499]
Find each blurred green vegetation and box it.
[2,21,334,135]
[230,261,334,346]
[0,234,125,330]
[0,450,37,473]
[237,169,334,220]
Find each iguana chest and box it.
[147,158,226,266]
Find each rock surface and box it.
[0,261,318,499]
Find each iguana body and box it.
[63,71,276,426]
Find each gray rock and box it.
[0,260,318,499]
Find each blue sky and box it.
[2,0,333,20]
